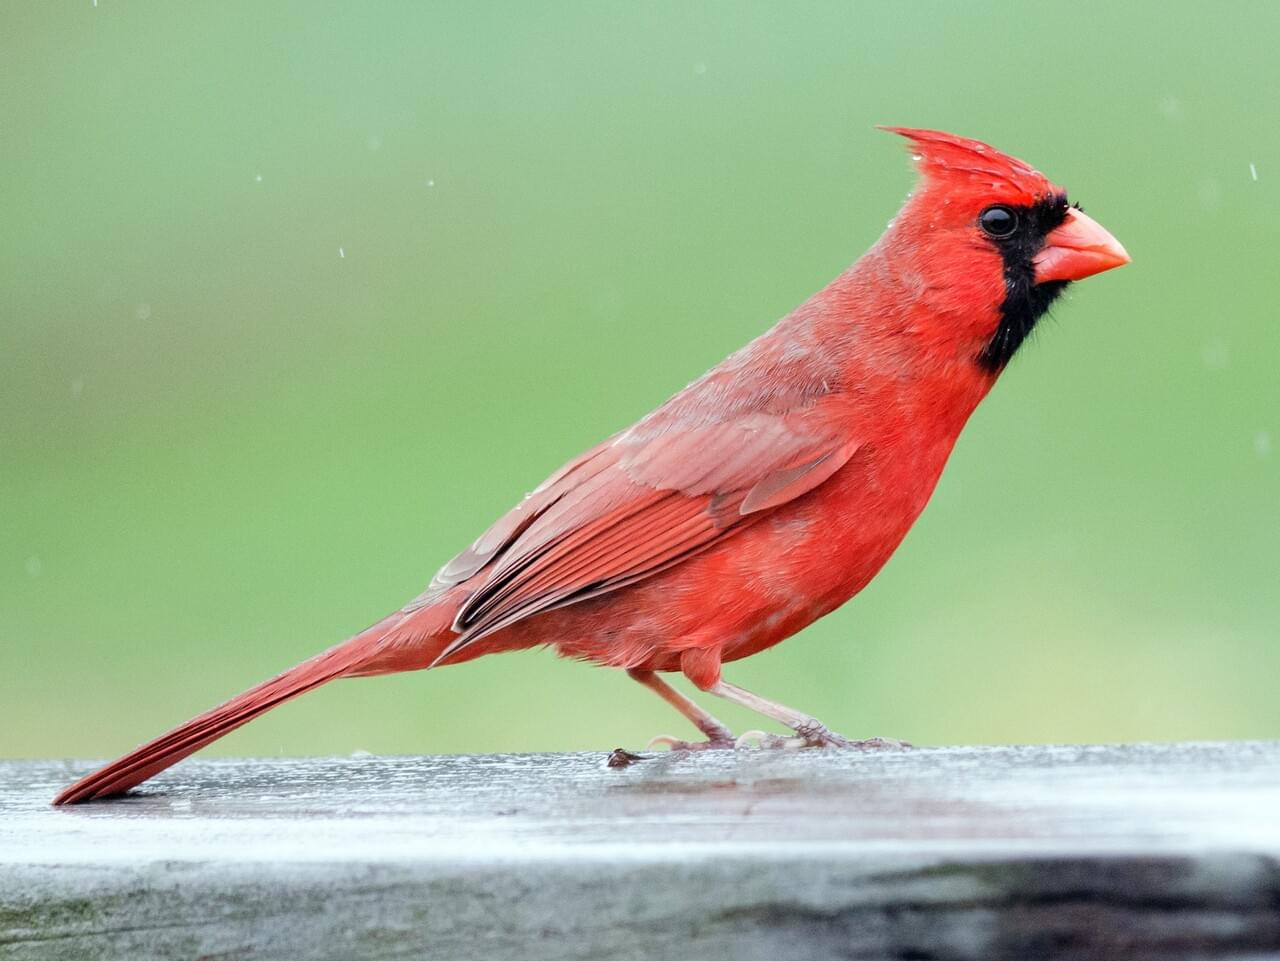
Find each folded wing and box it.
[426,400,860,661]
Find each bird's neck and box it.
[802,245,1002,436]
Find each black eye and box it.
[980,205,1018,239]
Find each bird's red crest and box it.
[880,126,1060,205]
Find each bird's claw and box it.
[644,724,912,754]
[736,722,913,751]
[645,733,737,752]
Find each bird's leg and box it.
[704,679,909,751]
[627,669,736,751]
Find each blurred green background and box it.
[3,2,1277,761]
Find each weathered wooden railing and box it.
[3,742,1279,959]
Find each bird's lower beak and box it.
[1033,207,1130,284]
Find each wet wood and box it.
[3,742,1280,960]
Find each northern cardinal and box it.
[54,128,1129,804]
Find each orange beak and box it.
[1033,207,1131,284]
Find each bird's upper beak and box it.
[1033,207,1130,284]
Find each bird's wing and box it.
[426,397,860,660]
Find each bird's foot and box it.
[736,721,911,751]
[645,732,738,752]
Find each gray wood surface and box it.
[3,742,1280,960]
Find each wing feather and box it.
[429,409,861,660]
[453,492,722,641]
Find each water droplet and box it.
[254,173,263,183]
[426,178,435,188]
[693,62,707,75]
[1255,431,1272,458]
[367,135,382,152]
[25,556,42,577]
[1158,95,1181,119]
[136,302,151,321]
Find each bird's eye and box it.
[979,206,1018,239]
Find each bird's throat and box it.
[979,277,1069,371]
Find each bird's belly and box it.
[536,445,946,673]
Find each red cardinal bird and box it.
[54,128,1129,804]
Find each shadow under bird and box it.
[54,127,1129,805]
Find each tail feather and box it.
[53,615,404,805]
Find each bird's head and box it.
[878,127,1129,371]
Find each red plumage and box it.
[54,128,1128,804]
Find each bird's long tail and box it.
[53,611,425,805]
